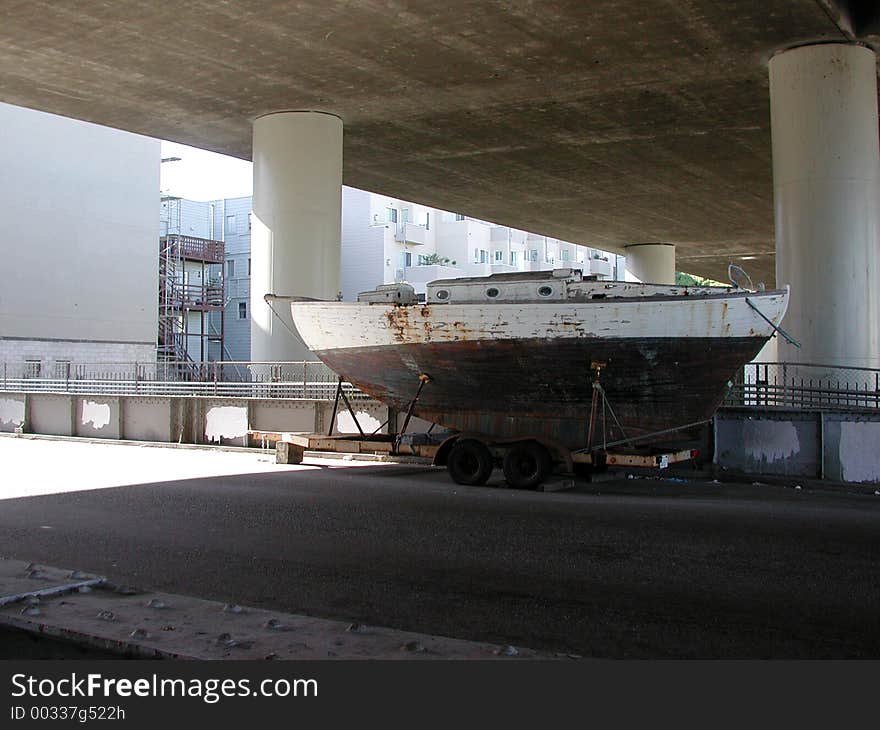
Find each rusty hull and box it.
[316,335,764,449]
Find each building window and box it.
[495,250,504,262]
[479,250,489,264]
[454,214,465,221]
[227,259,235,278]
[24,360,41,378]
[386,207,398,223]
[247,258,251,276]
[510,251,518,266]
[225,214,236,235]
[248,212,252,231]
[238,301,247,320]
[529,249,538,262]
[401,208,410,224]
[54,360,71,379]
[425,212,430,230]
[562,249,570,262]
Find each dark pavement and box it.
[1,459,878,658]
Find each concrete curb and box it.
[0,559,567,660]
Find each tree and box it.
[675,271,727,287]
[422,253,456,266]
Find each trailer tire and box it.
[447,439,493,486]
[503,441,552,489]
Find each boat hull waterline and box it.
[290,289,789,449]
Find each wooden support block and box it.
[276,441,305,464]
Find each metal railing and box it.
[724,362,880,411]
[162,234,225,263]
[8,359,875,410]
[0,361,370,401]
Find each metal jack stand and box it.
[394,373,431,452]
[328,377,366,438]
[586,361,632,453]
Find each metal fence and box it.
[0,361,370,401]
[724,362,880,411]
[5,359,877,411]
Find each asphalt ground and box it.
[1,436,878,658]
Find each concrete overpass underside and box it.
[0,1,878,285]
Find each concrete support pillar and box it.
[624,243,675,284]
[769,43,880,368]
[251,112,343,362]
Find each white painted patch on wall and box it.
[0,398,25,426]
[336,411,382,434]
[81,400,111,430]
[839,421,880,483]
[744,420,800,463]
[205,406,248,443]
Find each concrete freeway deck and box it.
[3,3,878,283]
[0,436,878,658]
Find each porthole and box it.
[436,289,450,301]
[486,287,500,298]
[537,285,553,297]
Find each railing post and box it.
[781,362,787,407]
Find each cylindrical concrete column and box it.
[624,243,675,284]
[769,43,880,369]
[251,111,343,362]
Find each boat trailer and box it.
[270,366,702,489]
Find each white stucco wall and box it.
[0,102,160,350]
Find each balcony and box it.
[161,234,225,263]
[162,282,225,311]
[589,257,613,277]
[394,222,428,245]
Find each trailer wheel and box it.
[503,441,552,489]
[447,439,493,486]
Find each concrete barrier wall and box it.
[822,414,880,483]
[715,408,880,484]
[0,391,391,447]
[6,393,878,484]
[0,395,26,433]
[29,395,75,437]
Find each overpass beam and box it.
[624,243,676,284]
[250,111,343,361]
[769,43,880,368]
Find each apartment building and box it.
[341,187,623,302]
[164,187,622,362]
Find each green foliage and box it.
[422,253,454,266]
[675,271,727,287]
